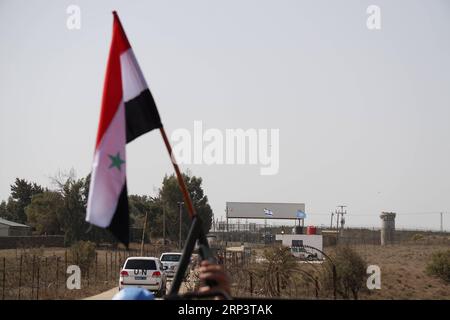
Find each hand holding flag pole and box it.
[159,127,220,296]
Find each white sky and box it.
[1,0,450,230]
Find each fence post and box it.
[18,255,22,300]
[115,250,117,278]
[87,263,90,288]
[276,273,280,296]
[118,251,121,272]
[2,257,5,300]
[56,257,59,296]
[64,250,67,272]
[31,255,35,299]
[105,251,108,282]
[314,277,319,299]
[95,252,98,284]
[110,251,113,281]
[44,257,48,296]
[249,273,253,297]
[36,263,40,300]
[112,251,115,281]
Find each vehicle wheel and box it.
[155,285,165,298]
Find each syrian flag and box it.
[86,12,162,246]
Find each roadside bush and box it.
[250,246,298,297]
[426,250,450,283]
[70,240,96,272]
[320,246,367,300]
[411,234,424,241]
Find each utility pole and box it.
[178,202,184,250]
[264,218,267,244]
[330,212,334,229]
[440,212,443,232]
[162,203,166,245]
[335,209,340,230]
[140,211,148,256]
[335,205,347,232]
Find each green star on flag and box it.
[108,152,125,171]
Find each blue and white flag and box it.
[264,208,273,216]
[296,210,306,219]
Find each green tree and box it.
[76,173,116,244]
[8,178,45,223]
[129,194,165,242]
[57,176,90,245]
[0,200,8,219]
[4,197,18,221]
[158,172,213,242]
[50,172,117,245]
[25,191,63,235]
[129,195,152,226]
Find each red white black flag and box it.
[86,12,162,246]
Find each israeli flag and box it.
[264,208,273,216]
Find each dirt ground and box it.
[346,244,450,299]
[239,243,450,299]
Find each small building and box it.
[0,218,32,237]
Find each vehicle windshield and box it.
[124,259,156,270]
[161,254,181,262]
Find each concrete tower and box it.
[380,212,396,245]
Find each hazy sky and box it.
[1,0,449,230]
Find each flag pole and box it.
[159,127,196,219]
[159,126,218,296]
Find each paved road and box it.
[84,287,119,300]
[84,280,187,300]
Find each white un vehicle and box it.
[159,252,182,278]
[119,257,167,297]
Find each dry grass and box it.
[347,244,450,299]
[228,243,450,300]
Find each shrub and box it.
[411,234,424,241]
[426,250,450,283]
[320,246,367,299]
[250,246,298,297]
[70,240,96,272]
